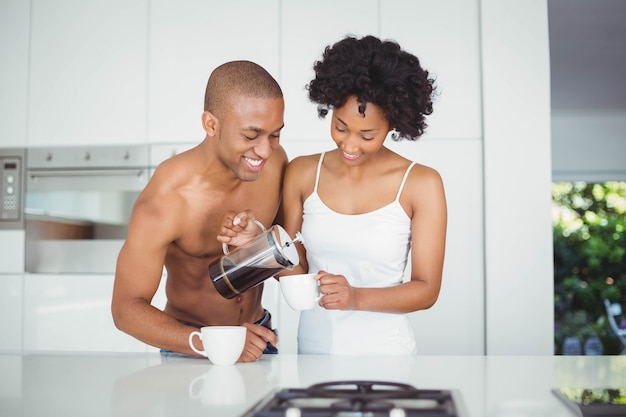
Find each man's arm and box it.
[111,196,202,356]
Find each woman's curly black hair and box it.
[307,35,436,141]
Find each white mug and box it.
[280,273,321,310]
[188,326,246,365]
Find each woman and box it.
[279,35,447,355]
[219,35,447,355]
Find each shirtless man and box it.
[111,61,286,361]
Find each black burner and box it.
[308,381,420,400]
[242,380,463,417]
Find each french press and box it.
[209,219,303,299]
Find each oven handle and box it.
[28,169,146,179]
[26,168,148,191]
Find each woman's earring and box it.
[390,130,399,140]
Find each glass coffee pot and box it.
[209,220,303,299]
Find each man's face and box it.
[216,96,285,181]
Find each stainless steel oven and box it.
[25,145,150,273]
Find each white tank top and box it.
[298,152,417,355]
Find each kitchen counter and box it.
[1,352,624,417]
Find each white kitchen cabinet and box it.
[0,275,22,352]
[274,282,301,355]
[23,273,148,352]
[148,0,281,144]
[0,230,24,274]
[0,0,29,147]
[387,138,485,355]
[381,0,482,141]
[27,0,148,147]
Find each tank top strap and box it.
[313,152,325,192]
[395,162,416,202]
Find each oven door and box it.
[25,146,149,274]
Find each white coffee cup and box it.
[188,326,246,365]
[280,273,320,310]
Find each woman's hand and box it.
[217,210,265,250]
[317,270,357,310]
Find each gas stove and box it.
[242,380,468,417]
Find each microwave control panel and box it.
[0,150,24,228]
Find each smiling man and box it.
[112,61,287,361]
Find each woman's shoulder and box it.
[287,152,323,172]
[384,148,439,179]
[404,161,445,197]
[407,160,440,176]
[283,153,325,194]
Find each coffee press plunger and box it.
[209,220,303,299]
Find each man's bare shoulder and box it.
[130,156,191,226]
[264,144,289,175]
[146,146,204,194]
[272,144,289,164]
[154,148,198,178]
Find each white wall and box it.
[552,110,626,182]
[0,0,554,355]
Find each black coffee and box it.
[209,259,282,299]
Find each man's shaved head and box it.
[204,60,283,118]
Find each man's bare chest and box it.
[171,211,226,259]
[171,193,279,259]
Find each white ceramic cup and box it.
[280,273,321,310]
[188,326,246,365]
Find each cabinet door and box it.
[386,139,485,355]
[23,274,148,352]
[0,230,24,274]
[148,0,280,144]
[0,0,29,147]
[28,0,147,146]
[0,274,22,352]
[381,0,482,140]
[381,0,485,355]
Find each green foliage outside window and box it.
[553,181,626,354]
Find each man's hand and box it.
[217,210,265,250]
[238,322,278,362]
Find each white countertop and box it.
[1,352,625,417]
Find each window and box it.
[553,181,626,355]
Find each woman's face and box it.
[330,96,391,165]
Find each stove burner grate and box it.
[243,380,462,417]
